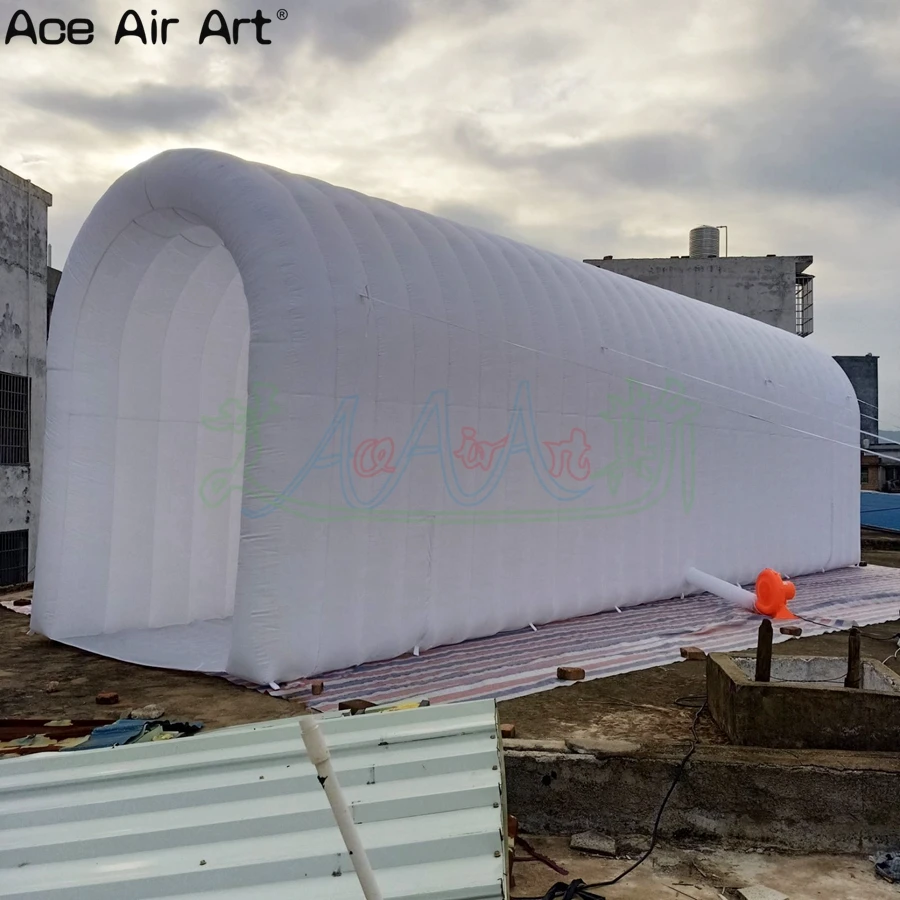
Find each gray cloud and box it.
[453,119,714,193]
[712,1,900,199]
[303,0,414,62]
[448,0,900,206]
[209,0,415,67]
[19,84,231,133]
[4,0,900,413]
[206,0,515,85]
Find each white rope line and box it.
[363,291,900,461]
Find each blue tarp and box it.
[862,491,900,534]
[64,719,148,751]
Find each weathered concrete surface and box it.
[834,355,878,443]
[499,614,900,857]
[583,256,809,335]
[506,740,900,854]
[728,655,897,691]
[511,837,896,899]
[0,164,51,574]
[0,604,297,730]
[0,465,29,530]
[570,830,616,856]
[732,887,788,900]
[497,609,900,749]
[707,652,900,751]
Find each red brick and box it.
[500,723,517,739]
[557,666,586,681]
[780,626,803,637]
[680,647,706,661]
[310,680,325,696]
[95,691,119,705]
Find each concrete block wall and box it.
[585,256,806,335]
[834,355,878,445]
[0,164,51,579]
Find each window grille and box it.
[0,372,29,466]
[795,275,814,337]
[0,529,28,586]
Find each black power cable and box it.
[674,695,707,709]
[527,881,606,900]
[581,700,707,891]
[792,612,900,643]
[516,701,708,900]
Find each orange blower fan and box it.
[685,566,797,620]
[753,568,796,620]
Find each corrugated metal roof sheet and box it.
[862,490,900,534]
[0,699,506,900]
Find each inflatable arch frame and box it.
[33,149,860,682]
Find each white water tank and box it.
[690,225,720,259]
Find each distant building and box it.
[0,164,51,584]
[585,227,814,337]
[862,445,900,493]
[834,355,879,447]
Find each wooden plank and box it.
[845,626,861,689]
[755,619,773,683]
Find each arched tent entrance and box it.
[33,149,861,684]
[39,205,250,670]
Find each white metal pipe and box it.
[299,715,384,900]
[685,566,757,611]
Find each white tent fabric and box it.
[32,149,860,683]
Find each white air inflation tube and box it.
[685,566,757,611]
[300,716,384,900]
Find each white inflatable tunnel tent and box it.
[33,149,861,683]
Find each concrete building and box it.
[0,165,51,585]
[862,445,900,492]
[585,227,814,338]
[834,355,879,446]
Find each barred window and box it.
[0,529,28,586]
[795,274,814,337]
[0,372,29,466]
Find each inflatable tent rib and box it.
[33,149,860,683]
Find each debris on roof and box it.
[0,698,505,899]
[0,717,203,758]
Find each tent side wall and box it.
[33,149,860,684]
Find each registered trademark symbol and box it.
[277,8,288,19]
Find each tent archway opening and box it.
[51,207,249,670]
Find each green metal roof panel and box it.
[0,699,505,899]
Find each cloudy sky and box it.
[3,0,899,430]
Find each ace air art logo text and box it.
[4,8,290,45]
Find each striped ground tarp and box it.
[6,566,899,710]
[224,565,900,710]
